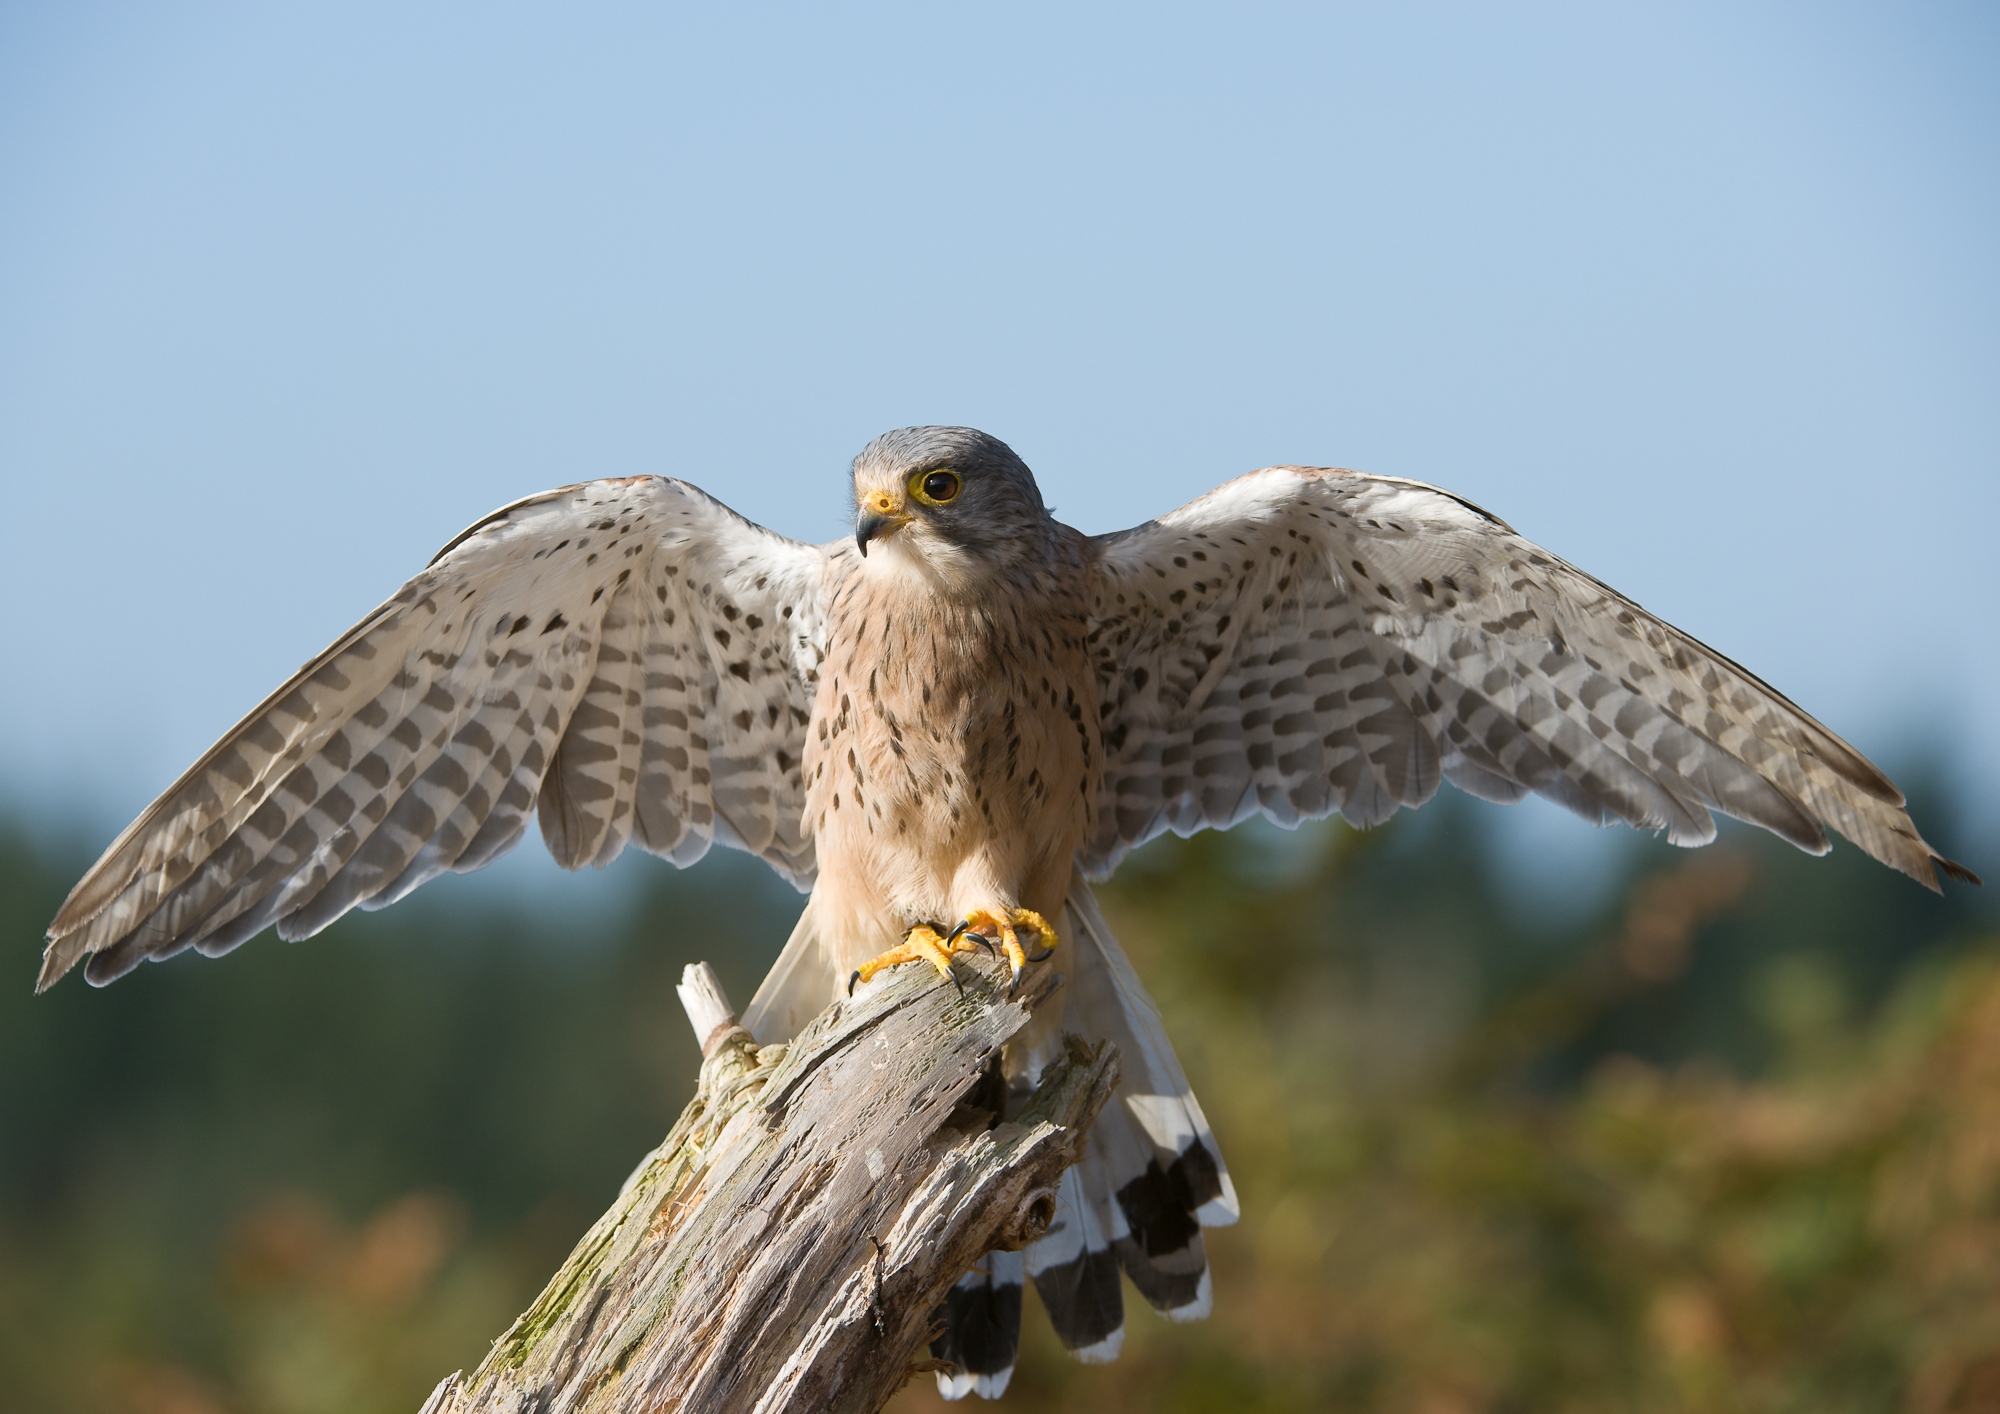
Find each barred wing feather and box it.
[41,477,829,991]
[1083,467,1976,890]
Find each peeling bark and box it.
[420,954,1117,1414]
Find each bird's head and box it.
[850,426,1052,586]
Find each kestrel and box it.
[41,427,1976,1400]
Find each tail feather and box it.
[746,879,1234,1401]
[740,896,838,1043]
[931,1251,1025,1400]
[1022,1162,1125,1363]
[1060,882,1239,1229]
[947,878,1234,1395]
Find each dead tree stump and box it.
[419,952,1118,1414]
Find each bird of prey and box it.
[41,427,1977,1400]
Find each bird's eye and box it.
[915,470,961,504]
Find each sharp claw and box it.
[848,969,861,996]
[946,917,1002,957]
[1023,946,1055,964]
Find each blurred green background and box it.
[6,765,1994,1414]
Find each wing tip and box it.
[45,863,123,943]
[33,945,69,994]
[1936,854,1983,889]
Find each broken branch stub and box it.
[420,952,1118,1414]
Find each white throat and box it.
[860,529,979,594]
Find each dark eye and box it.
[921,470,961,503]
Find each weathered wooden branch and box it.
[419,953,1118,1414]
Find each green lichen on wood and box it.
[425,952,1114,1414]
[484,1029,788,1371]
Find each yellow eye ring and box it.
[911,469,961,505]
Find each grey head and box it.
[849,426,1055,577]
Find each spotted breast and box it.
[803,533,1100,978]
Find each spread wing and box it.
[1082,466,1978,890]
[42,477,830,991]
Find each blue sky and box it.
[2,1,1994,900]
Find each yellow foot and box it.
[847,924,982,996]
[947,908,1058,984]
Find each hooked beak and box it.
[855,491,911,557]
